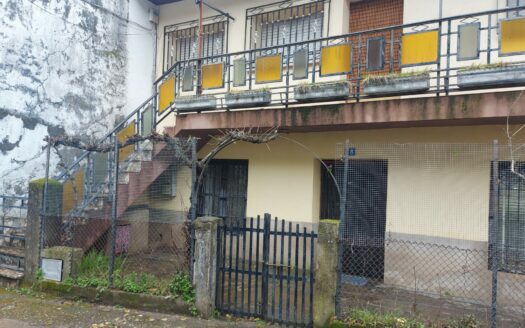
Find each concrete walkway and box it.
[0,289,265,328]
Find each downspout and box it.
[197,0,203,95]
[152,7,158,95]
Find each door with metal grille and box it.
[197,160,248,226]
[340,159,388,281]
[216,214,317,327]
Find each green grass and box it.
[329,309,479,328]
[64,251,196,314]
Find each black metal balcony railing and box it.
[153,5,525,120]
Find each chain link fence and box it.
[38,136,196,295]
[335,142,525,327]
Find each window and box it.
[367,38,384,71]
[492,161,525,273]
[508,0,525,18]
[163,18,227,72]
[248,2,326,50]
[457,23,480,61]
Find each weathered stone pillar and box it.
[192,216,221,318]
[313,220,340,328]
[25,178,63,282]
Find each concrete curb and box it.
[36,281,193,316]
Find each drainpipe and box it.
[197,0,204,96]
[151,7,159,96]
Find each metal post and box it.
[189,138,198,222]
[108,136,120,287]
[487,14,492,65]
[489,139,499,328]
[261,213,271,319]
[285,44,291,108]
[39,141,52,259]
[188,138,198,283]
[445,19,452,95]
[335,140,350,318]
[356,35,362,100]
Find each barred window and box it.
[248,2,325,50]
[163,19,227,71]
[508,0,525,18]
[493,161,525,273]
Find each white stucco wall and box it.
[0,0,157,196]
[126,0,157,111]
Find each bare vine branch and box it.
[45,132,184,153]
[195,127,279,200]
[198,127,279,168]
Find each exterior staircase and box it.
[66,140,174,252]
[0,196,27,286]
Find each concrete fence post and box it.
[192,216,221,318]
[313,220,340,328]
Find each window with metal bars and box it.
[248,2,326,50]
[163,19,227,72]
[492,161,525,273]
[508,0,525,18]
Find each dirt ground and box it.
[0,288,266,328]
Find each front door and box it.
[341,160,388,281]
[197,160,248,225]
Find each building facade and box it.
[146,0,525,316]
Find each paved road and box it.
[0,288,264,328]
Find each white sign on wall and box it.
[41,258,63,282]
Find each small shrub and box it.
[444,315,478,328]
[168,272,197,316]
[116,272,158,294]
[168,272,195,303]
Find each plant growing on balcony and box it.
[224,88,272,109]
[457,61,510,72]
[457,61,525,89]
[294,81,350,102]
[175,94,217,113]
[362,70,430,96]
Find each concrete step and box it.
[0,267,24,288]
[0,246,24,259]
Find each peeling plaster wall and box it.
[0,0,156,195]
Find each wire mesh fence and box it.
[335,142,525,327]
[38,136,196,294]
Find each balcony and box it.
[150,6,525,125]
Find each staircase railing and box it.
[0,195,28,249]
[54,93,158,218]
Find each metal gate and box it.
[216,213,317,327]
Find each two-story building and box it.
[138,0,525,317]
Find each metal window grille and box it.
[163,17,227,71]
[507,0,525,17]
[247,1,327,50]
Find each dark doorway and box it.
[320,161,340,220]
[197,160,248,225]
[340,160,388,281]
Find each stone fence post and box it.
[192,216,221,318]
[313,220,340,328]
